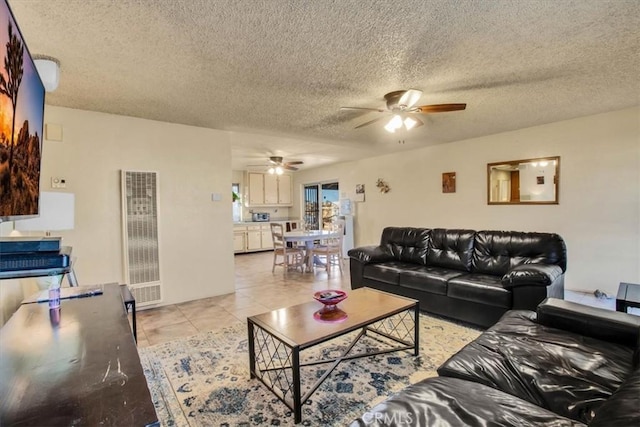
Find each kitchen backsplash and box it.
[241,206,292,221]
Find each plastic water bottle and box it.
[48,275,62,309]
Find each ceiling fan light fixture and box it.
[268,167,275,174]
[385,115,403,133]
[384,121,396,133]
[404,116,419,130]
[275,166,284,175]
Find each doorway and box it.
[303,181,339,230]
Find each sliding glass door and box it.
[303,184,319,229]
[303,181,339,230]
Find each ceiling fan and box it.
[340,89,466,133]
[249,156,303,174]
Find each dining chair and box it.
[309,220,344,276]
[270,223,305,274]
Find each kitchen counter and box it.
[234,219,301,225]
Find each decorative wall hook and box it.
[376,178,390,193]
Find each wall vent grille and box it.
[121,170,162,306]
[130,284,162,305]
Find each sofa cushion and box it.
[437,310,634,424]
[363,262,409,285]
[447,273,512,308]
[472,230,567,276]
[349,377,585,427]
[380,227,430,265]
[398,265,464,295]
[590,368,640,427]
[426,228,475,271]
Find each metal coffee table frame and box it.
[247,302,419,424]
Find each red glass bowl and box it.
[313,290,347,307]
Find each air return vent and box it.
[121,170,162,306]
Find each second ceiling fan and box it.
[264,156,303,174]
[340,89,466,133]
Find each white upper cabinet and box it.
[264,174,279,205]
[246,172,293,206]
[248,172,265,205]
[277,174,292,205]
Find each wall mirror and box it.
[487,156,560,204]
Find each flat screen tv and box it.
[0,0,45,222]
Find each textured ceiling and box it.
[7,0,640,171]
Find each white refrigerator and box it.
[339,199,355,258]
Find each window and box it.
[232,183,241,222]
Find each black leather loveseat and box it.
[350,298,640,427]
[348,227,566,327]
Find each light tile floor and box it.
[135,252,637,347]
[136,251,351,347]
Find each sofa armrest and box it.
[502,264,563,288]
[537,298,640,348]
[347,246,394,264]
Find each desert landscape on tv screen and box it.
[0,2,45,218]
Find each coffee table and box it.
[247,287,419,424]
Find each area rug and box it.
[139,314,480,426]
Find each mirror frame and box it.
[487,156,560,205]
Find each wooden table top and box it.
[248,288,417,349]
[0,283,157,426]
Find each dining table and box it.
[283,229,341,272]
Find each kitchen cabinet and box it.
[234,223,275,253]
[248,173,265,205]
[261,228,274,249]
[246,172,292,206]
[233,226,247,253]
[246,225,263,251]
[233,221,298,253]
[277,174,292,205]
[264,174,279,204]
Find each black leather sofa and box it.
[348,227,566,327]
[350,298,640,427]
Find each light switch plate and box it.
[51,177,66,188]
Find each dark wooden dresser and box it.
[0,283,158,426]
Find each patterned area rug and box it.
[139,314,480,426]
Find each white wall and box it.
[293,107,640,295]
[34,106,235,305]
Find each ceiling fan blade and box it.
[283,165,299,171]
[355,116,386,129]
[398,89,423,108]
[413,103,467,114]
[340,106,387,113]
[285,161,304,165]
